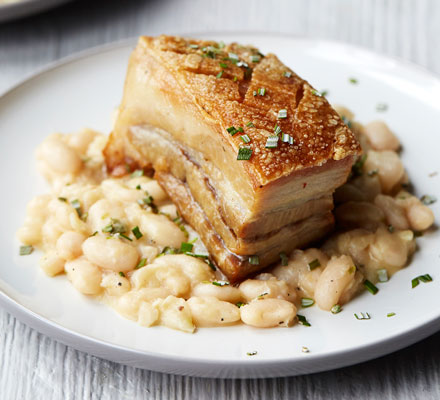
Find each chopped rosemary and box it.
[180,242,194,253]
[132,226,143,240]
[248,255,260,265]
[71,199,82,217]
[279,252,289,266]
[19,245,33,256]
[349,77,358,84]
[301,298,315,308]
[131,169,144,178]
[246,121,255,128]
[364,280,379,295]
[135,258,147,269]
[331,304,342,314]
[387,312,396,318]
[308,259,321,270]
[119,271,125,277]
[297,314,311,327]
[257,87,266,96]
[240,134,251,144]
[237,146,252,160]
[420,194,437,205]
[277,109,287,119]
[354,312,371,320]
[377,269,388,283]
[265,135,279,149]
[412,274,433,288]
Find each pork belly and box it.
[104,35,360,281]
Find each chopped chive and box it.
[284,71,292,78]
[289,136,295,145]
[376,103,388,112]
[277,109,287,119]
[273,124,282,135]
[279,252,289,266]
[412,277,420,288]
[342,116,352,129]
[257,87,266,96]
[132,226,143,240]
[90,231,98,237]
[227,126,238,136]
[237,126,244,133]
[240,134,251,144]
[250,55,260,63]
[236,302,246,308]
[387,312,396,318]
[237,60,249,68]
[301,298,314,308]
[412,274,433,288]
[119,271,125,277]
[349,77,358,84]
[246,351,257,356]
[135,184,141,190]
[218,41,225,49]
[308,259,321,270]
[257,292,269,299]
[311,89,322,97]
[58,197,67,202]
[157,246,178,257]
[180,242,194,253]
[297,314,311,327]
[364,280,379,295]
[421,195,437,205]
[249,255,260,265]
[354,312,371,320]
[351,154,367,177]
[246,121,255,128]
[212,281,229,287]
[237,146,252,160]
[81,212,88,222]
[102,218,126,235]
[118,233,133,241]
[131,169,144,178]
[135,258,147,269]
[19,245,33,256]
[387,225,395,233]
[320,90,329,97]
[377,269,388,283]
[219,62,228,68]
[228,52,239,61]
[265,135,279,149]
[184,252,209,260]
[253,90,257,96]
[216,71,223,79]
[188,43,199,49]
[331,304,342,314]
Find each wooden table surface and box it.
[1,0,440,398]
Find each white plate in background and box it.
[0,33,439,378]
[0,0,71,23]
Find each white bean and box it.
[82,235,139,272]
[187,296,240,327]
[374,194,409,230]
[191,282,242,303]
[314,255,357,311]
[334,201,385,230]
[157,296,195,333]
[38,137,82,174]
[364,150,404,193]
[101,271,131,296]
[67,128,99,154]
[239,278,293,303]
[407,203,434,231]
[138,301,160,327]
[39,251,65,276]
[240,299,296,328]
[65,257,102,295]
[139,213,186,248]
[363,121,400,151]
[56,231,86,260]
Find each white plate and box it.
[0,0,70,23]
[0,33,439,379]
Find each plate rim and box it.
[1,32,440,378]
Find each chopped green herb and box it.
[219,62,228,69]
[237,127,244,133]
[376,103,388,112]
[184,252,209,259]
[119,271,125,277]
[180,242,194,253]
[233,76,238,82]
[257,87,266,96]
[237,146,252,160]
[237,60,249,68]
[158,246,178,257]
[257,292,269,299]
[135,258,147,269]
[250,55,260,63]
[348,266,356,274]
[135,184,141,190]
[387,312,396,318]
[132,226,143,240]
[118,233,133,241]
[253,90,257,96]
[246,121,255,128]
[131,169,144,178]
[249,255,260,265]
[188,43,199,49]
[341,115,352,129]
[246,351,257,356]
[377,269,388,282]
[102,218,126,235]
[308,259,321,270]
[284,71,292,78]
[236,302,246,308]
[387,224,395,233]
[320,90,329,97]
[301,298,315,308]
[273,124,282,135]
[19,245,33,256]
[80,212,88,222]
[71,199,82,217]
[212,281,229,287]
[240,134,251,144]
[265,135,279,149]
[227,126,238,136]
[58,197,67,202]
[354,312,371,320]
[412,274,433,288]
[368,169,379,177]
[216,70,223,79]
[420,195,437,205]
[297,314,311,327]
[277,109,287,119]
[279,252,289,266]
[349,77,358,84]
[218,41,225,49]
[351,154,367,177]
[311,89,322,97]
[331,304,342,314]
[90,231,98,237]
[228,52,239,61]
[364,280,379,295]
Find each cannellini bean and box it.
[363,121,400,151]
[82,235,139,272]
[41,218,64,248]
[38,137,82,174]
[240,299,296,328]
[191,282,242,303]
[333,105,355,121]
[334,201,385,231]
[138,245,159,263]
[239,278,294,303]
[338,271,364,305]
[67,128,99,154]
[141,180,168,204]
[139,213,186,248]
[39,251,65,276]
[364,150,404,193]
[157,296,195,333]
[65,257,102,295]
[101,179,144,204]
[101,271,131,296]
[17,194,51,244]
[374,194,409,230]
[314,255,357,311]
[187,297,240,327]
[87,199,125,233]
[407,203,434,231]
[158,203,178,219]
[56,231,86,260]
[138,301,160,327]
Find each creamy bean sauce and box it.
[17,109,435,333]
